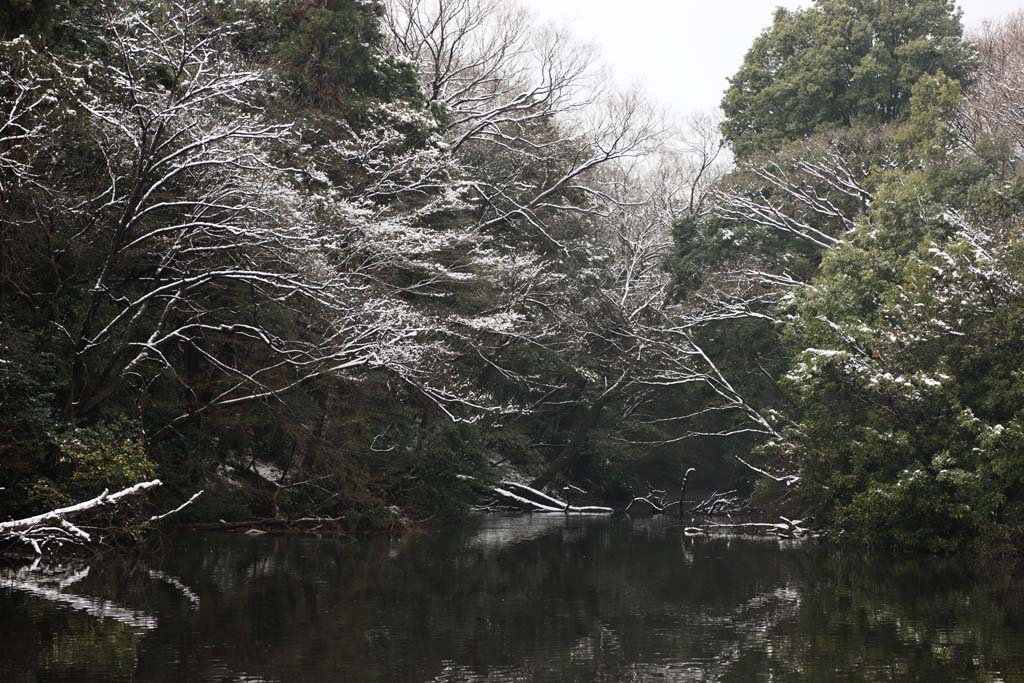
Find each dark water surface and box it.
[2,515,1024,682]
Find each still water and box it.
[1,515,1023,682]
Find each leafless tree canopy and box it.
[0,0,810,550]
[965,11,1024,153]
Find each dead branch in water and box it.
[625,488,679,514]
[0,480,202,556]
[490,481,613,514]
[625,468,695,516]
[685,517,815,539]
[691,489,746,516]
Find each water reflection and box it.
[0,563,158,629]
[1,516,1023,682]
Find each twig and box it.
[148,490,203,522]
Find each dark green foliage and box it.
[674,2,1024,554]
[0,0,103,47]
[772,136,1024,553]
[0,0,457,528]
[1,0,61,38]
[721,0,976,159]
[217,0,420,115]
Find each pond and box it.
[1,515,1023,682]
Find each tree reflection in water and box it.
[1,516,1023,682]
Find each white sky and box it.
[517,0,1024,119]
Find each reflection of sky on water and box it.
[462,513,589,551]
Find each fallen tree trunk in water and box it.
[470,480,820,542]
[0,480,202,556]
[0,480,163,534]
[491,481,613,513]
[684,516,815,539]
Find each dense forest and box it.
[2,0,1024,555]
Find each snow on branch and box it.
[0,480,200,556]
[491,481,612,513]
[0,480,163,535]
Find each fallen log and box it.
[0,480,202,556]
[492,487,563,512]
[0,480,163,535]
[491,481,613,514]
[694,516,815,539]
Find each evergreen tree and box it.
[721,0,975,159]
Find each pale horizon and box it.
[518,0,1024,119]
